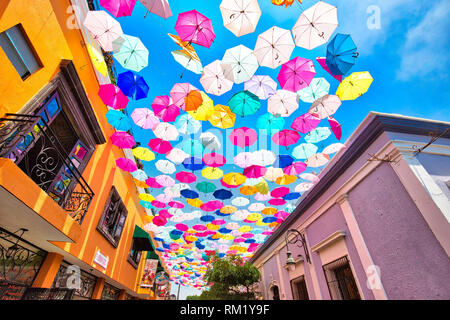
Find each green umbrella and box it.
[228,90,261,117]
[292,143,318,159]
[305,127,332,143]
[196,181,217,193]
[112,34,149,72]
[297,77,330,103]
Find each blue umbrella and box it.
[326,34,358,76]
[139,200,152,209]
[218,227,231,234]
[181,139,204,155]
[274,154,294,168]
[195,241,205,249]
[218,253,226,258]
[182,157,205,171]
[156,247,165,252]
[105,109,131,131]
[257,113,285,133]
[245,239,256,243]
[153,236,164,242]
[117,71,149,100]
[213,189,233,200]
[175,114,201,135]
[283,192,301,200]
[200,215,215,222]
[215,210,231,217]
[262,216,277,223]
[162,243,171,249]
[180,189,199,199]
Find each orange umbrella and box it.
[168,33,200,61]
[239,185,258,196]
[275,174,297,185]
[184,90,203,111]
[187,198,203,207]
[262,207,277,215]
[220,205,237,214]
[134,179,150,188]
[223,172,246,186]
[208,104,236,129]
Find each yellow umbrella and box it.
[202,167,223,180]
[187,198,203,207]
[238,226,252,233]
[139,193,155,202]
[220,205,237,214]
[262,207,277,215]
[246,213,262,222]
[336,71,373,101]
[211,233,222,239]
[143,215,153,223]
[208,104,236,129]
[275,174,297,185]
[132,147,155,161]
[239,185,257,196]
[86,44,108,76]
[255,180,269,194]
[206,223,220,231]
[256,220,269,227]
[223,172,246,186]
[187,91,214,121]
[222,234,234,241]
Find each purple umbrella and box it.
[175,10,215,48]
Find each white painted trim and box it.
[310,230,346,253]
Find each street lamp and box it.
[285,229,311,271]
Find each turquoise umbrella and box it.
[305,127,332,143]
[292,143,318,159]
[112,34,149,72]
[297,77,330,103]
[105,109,131,131]
[175,113,201,135]
[196,181,217,194]
[181,139,204,155]
[257,113,285,133]
[228,90,261,117]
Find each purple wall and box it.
[262,254,280,299]
[348,162,450,299]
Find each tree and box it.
[186,295,200,300]
[199,254,261,300]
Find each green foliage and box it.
[199,254,261,300]
[186,295,201,300]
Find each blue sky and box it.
[99,0,450,299]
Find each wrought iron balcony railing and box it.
[0,113,94,224]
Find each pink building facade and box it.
[250,112,450,300]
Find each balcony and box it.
[0,113,94,224]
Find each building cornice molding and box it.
[310,230,346,253]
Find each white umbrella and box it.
[131,108,160,129]
[155,194,173,203]
[200,60,233,96]
[233,152,255,168]
[295,182,314,192]
[153,122,179,141]
[155,159,176,174]
[155,175,175,187]
[254,26,295,69]
[221,45,259,84]
[268,90,299,117]
[305,153,330,167]
[166,148,189,164]
[83,11,123,52]
[232,197,250,207]
[219,0,261,37]
[248,203,265,212]
[323,143,346,155]
[299,172,320,183]
[252,150,276,166]
[308,94,342,119]
[132,169,148,181]
[244,75,277,100]
[231,210,250,221]
[264,167,284,182]
[292,1,338,50]
[199,132,221,151]
[139,0,172,19]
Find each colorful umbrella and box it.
[196,181,217,194]
[200,60,233,96]
[305,127,332,143]
[117,71,149,100]
[326,33,358,75]
[223,172,246,186]
[151,96,180,122]
[175,10,215,48]
[199,132,221,151]
[299,171,320,183]
[292,143,318,159]
[336,71,373,100]
[187,92,214,121]
[112,34,149,72]
[105,109,131,131]
[110,131,135,149]
[274,154,294,168]
[244,75,277,100]
[316,57,342,82]
[291,112,321,134]
[256,113,285,134]
[181,139,203,155]
[116,157,137,172]
[181,189,200,199]
[182,157,205,171]
[254,26,295,69]
[155,175,175,187]
[100,0,137,18]
[284,161,307,175]
[139,0,172,19]
[253,150,276,166]
[83,10,123,52]
[98,84,129,110]
[184,90,203,112]
[277,57,316,93]
[292,1,338,50]
[202,167,223,180]
[155,160,176,174]
[175,114,201,135]
[176,171,197,184]
[229,127,258,148]
[297,77,330,103]
[243,165,267,178]
[131,108,160,129]
[234,152,255,168]
[228,91,260,117]
[213,189,233,200]
[305,153,330,167]
[267,90,298,117]
[170,83,199,111]
[86,44,108,76]
[153,122,179,141]
[270,186,290,198]
[328,117,342,140]
[132,147,155,161]
[308,94,341,119]
[219,0,262,37]
[145,177,163,189]
[323,143,346,155]
[168,34,200,61]
[264,167,284,182]
[208,104,236,129]
[232,197,250,207]
[275,174,297,185]
[221,45,259,84]
[166,148,190,164]
[148,138,173,154]
[271,129,301,148]
[171,50,203,75]
[202,153,226,167]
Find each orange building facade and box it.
[0,0,168,300]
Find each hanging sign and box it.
[140,259,159,288]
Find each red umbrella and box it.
[291,113,321,134]
[116,157,137,172]
[270,187,290,198]
[110,131,135,149]
[98,84,129,109]
[229,127,258,148]
[328,117,342,140]
[202,153,226,167]
[148,138,173,154]
[145,177,163,189]
[151,95,180,122]
[271,129,300,148]
[284,162,307,175]
[175,10,215,48]
[243,165,267,178]
[277,57,316,93]
[175,171,197,183]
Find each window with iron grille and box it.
[127,239,142,269]
[290,275,309,300]
[51,262,97,300]
[101,283,121,300]
[323,256,361,300]
[97,187,128,248]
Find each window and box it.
[97,187,128,247]
[271,285,280,300]
[291,276,309,300]
[323,256,361,300]
[52,262,97,300]
[0,24,41,80]
[128,239,142,269]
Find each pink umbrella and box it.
[241,233,253,239]
[155,194,172,203]
[201,200,224,211]
[151,95,180,122]
[175,10,215,48]
[229,127,258,148]
[175,171,197,183]
[316,57,342,82]
[110,131,135,149]
[131,108,160,129]
[268,198,286,206]
[212,219,226,225]
[145,177,163,189]
[243,165,267,179]
[176,223,189,231]
[100,0,137,18]
[234,238,246,243]
[155,175,175,187]
[170,83,199,111]
[151,200,166,209]
[254,192,271,201]
[148,138,172,154]
[299,172,320,183]
[274,210,290,220]
[159,209,173,218]
[270,187,290,198]
[168,201,185,208]
[202,153,226,167]
[277,57,316,93]
[98,84,129,109]
[271,129,300,148]
[284,162,307,175]
[291,113,321,134]
[140,0,172,19]
[152,215,167,225]
[116,157,137,172]
[193,224,207,231]
[328,117,342,140]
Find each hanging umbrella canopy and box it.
[256,113,285,134]
[308,94,341,119]
[131,108,160,129]
[284,161,307,175]
[305,153,330,167]
[203,153,226,167]
[83,11,123,52]
[156,175,175,187]
[187,92,214,121]
[234,152,254,168]
[208,104,236,129]
[219,0,261,37]
[274,154,294,168]
[196,181,217,194]
[213,189,233,200]
[291,112,321,134]
[229,127,258,148]
[110,131,135,149]
[112,34,149,72]
[326,33,358,75]
[336,71,373,100]
[105,109,131,131]
[117,71,149,100]
[243,165,267,179]
[176,171,197,184]
[153,122,179,141]
[295,182,314,193]
[181,189,200,199]
[155,159,176,174]
[200,60,233,96]
[267,90,298,117]
[270,186,290,198]
[183,157,205,171]
[116,157,137,172]
[199,132,221,152]
[98,84,129,110]
[253,150,276,166]
[139,0,172,19]
[328,117,342,140]
[223,172,246,186]
[323,143,346,155]
[254,179,269,194]
[132,147,155,161]
[271,129,301,148]
[316,57,342,82]
[175,10,215,48]
[298,77,330,103]
[145,177,163,188]
[184,90,203,112]
[166,148,190,164]
[254,26,295,69]
[305,127,332,143]
[277,57,316,93]
[171,50,203,75]
[292,1,338,50]
[221,45,259,84]
[86,44,108,76]
[232,197,250,207]
[264,167,284,182]
[100,0,137,18]
[148,138,173,154]
[168,33,200,61]
[151,95,180,122]
[181,139,204,155]
[175,114,201,135]
[170,83,199,111]
[275,174,297,185]
[244,75,277,100]
[202,167,223,180]
[292,143,318,159]
[228,90,260,117]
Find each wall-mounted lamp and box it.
[285,229,311,271]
